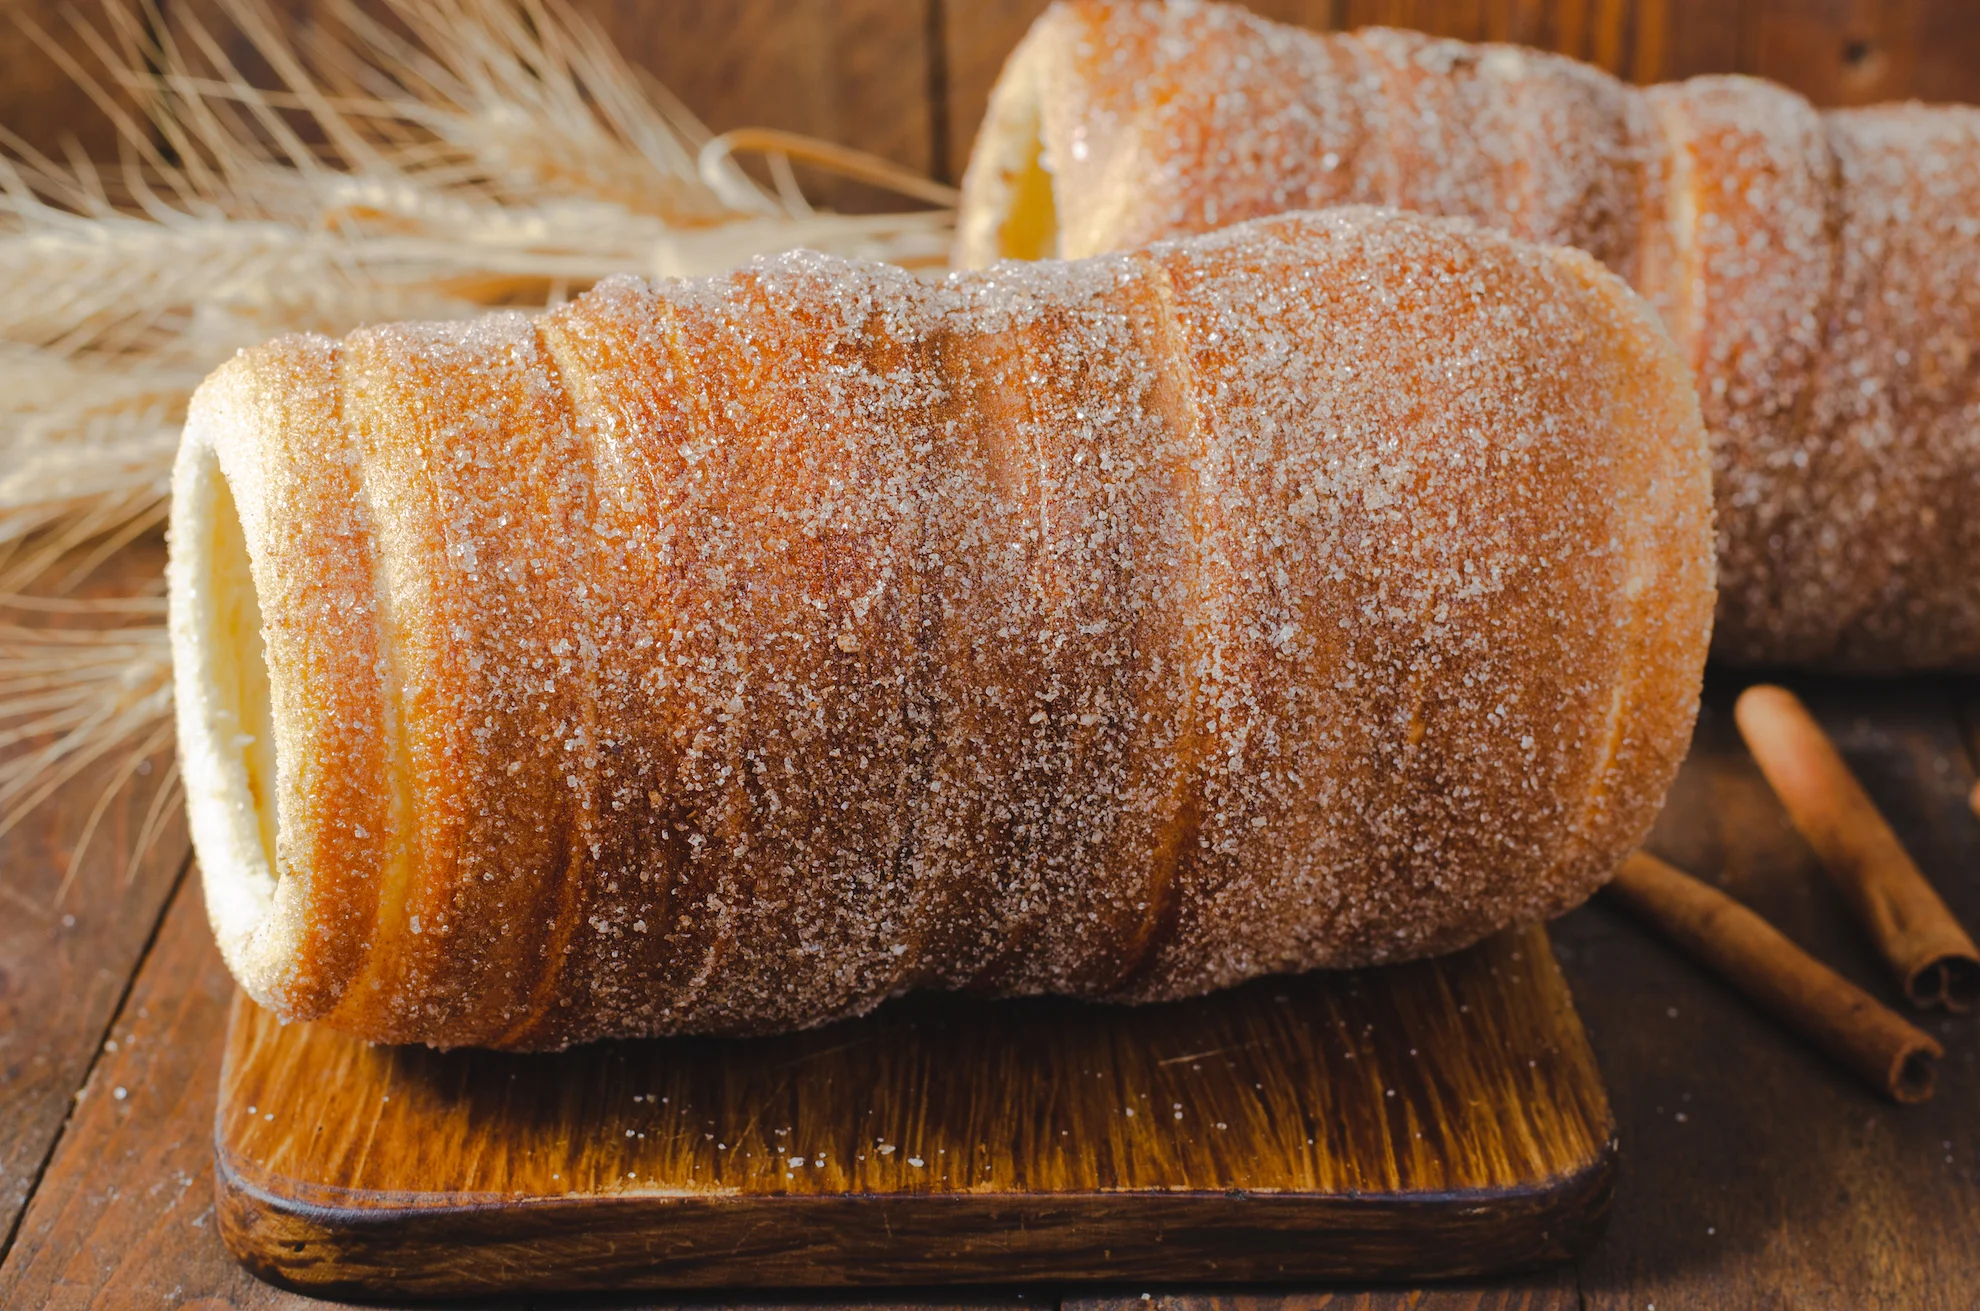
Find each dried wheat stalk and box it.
[0,0,955,898]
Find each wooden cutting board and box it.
[214,924,1613,1298]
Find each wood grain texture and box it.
[0,0,146,166]
[213,926,1613,1296]
[1910,0,1980,106]
[0,543,188,1258]
[1740,0,1980,108]
[554,0,933,215]
[938,0,1054,185]
[1063,1277,1580,1311]
[0,869,316,1309]
[567,0,937,213]
[1555,675,1980,1311]
[1746,0,1924,106]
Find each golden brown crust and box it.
[956,8,1645,272]
[961,0,1980,671]
[331,315,613,1044]
[172,209,1712,1047]
[1800,107,1980,668]
[1642,78,1836,666]
[169,336,390,1021]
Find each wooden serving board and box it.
[215,924,1613,1298]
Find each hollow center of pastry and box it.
[205,466,281,883]
[997,125,1060,262]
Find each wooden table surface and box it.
[0,543,1975,1308]
[3,3,1978,1306]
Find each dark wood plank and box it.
[0,0,147,166]
[0,542,189,1258]
[1555,672,1980,1311]
[567,0,937,213]
[213,925,1610,1297]
[1910,0,1980,106]
[593,1299,1039,1311]
[1625,0,1749,83]
[1062,1269,1581,1311]
[1747,0,1925,106]
[0,869,327,1309]
[938,0,1050,186]
[1743,0,1980,105]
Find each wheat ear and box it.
[0,0,955,896]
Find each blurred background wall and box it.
[5,0,1979,213]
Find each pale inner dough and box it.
[171,440,281,947]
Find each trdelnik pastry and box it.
[958,0,1980,671]
[170,208,1713,1049]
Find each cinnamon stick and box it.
[1606,852,1943,1103]
[1735,684,1980,1011]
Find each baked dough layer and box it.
[958,1,1980,670]
[171,209,1713,1047]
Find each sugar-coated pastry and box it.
[171,209,1712,1048]
[958,1,1980,670]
